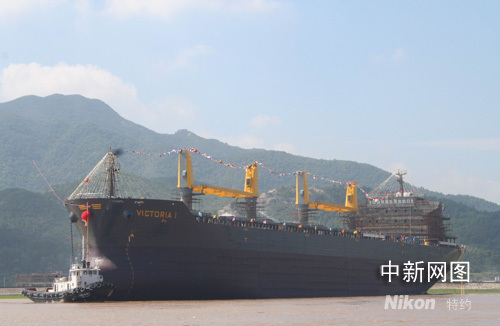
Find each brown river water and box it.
[0,294,498,326]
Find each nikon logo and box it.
[384,295,435,310]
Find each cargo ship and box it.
[64,150,464,300]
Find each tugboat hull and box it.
[22,282,114,303]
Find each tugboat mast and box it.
[82,234,86,262]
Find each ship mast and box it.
[396,170,407,194]
[107,152,118,197]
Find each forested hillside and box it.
[0,188,70,285]
[435,196,500,277]
[0,94,390,194]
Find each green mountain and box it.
[0,188,71,285]
[0,94,499,286]
[432,196,500,278]
[0,94,391,194]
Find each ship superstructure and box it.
[342,171,455,243]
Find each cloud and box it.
[0,62,142,121]
[150,44,215,74]
[215,134,264,150]
[173,45,215,69]
[0,0,281,20]
[228,137,295,154]
[415,139,500,151]
[156,96,196,119]
[73,0,91,15]
[273,142,294,154]
[388,162,409,174]
[249,114,281,129]
[215,113,289,153]
[103,0,280,19]
[391,47,406,62]
[420,168,500,205]
[370,54,385,63]
[371,47,406,64]
[229,0,281,13]
[215,134,294,155]
[0,62,205,134]
[0,0,65,18]
[103,0,209,19]
[144,95,198,132]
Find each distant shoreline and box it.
[0,295,24,299]
[0,288,22,296]
[430,282,500,290]
[428,282,500,294]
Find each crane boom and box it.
[192,184,256,199]
[178,149,258,199]
[296,171,358,213]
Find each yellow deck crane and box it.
[295,171,358,223]
[177,149,259,217]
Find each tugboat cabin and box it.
[51,260,103,293]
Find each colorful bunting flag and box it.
[111,146,373,199]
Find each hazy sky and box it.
[1,1,499,204]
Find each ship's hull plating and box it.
[65,198,463,300]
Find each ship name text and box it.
[136,210,177,219]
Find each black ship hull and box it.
[65,198,463,301]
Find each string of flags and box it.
[112,147,182,157]
[111,146,374,199]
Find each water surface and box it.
[1,294,498,326]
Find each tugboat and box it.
[22,259,114,303]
